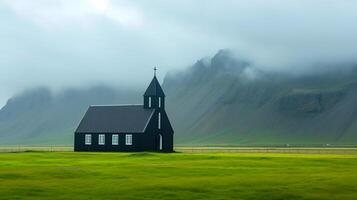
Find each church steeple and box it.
[143,68,165,109]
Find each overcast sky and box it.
[1,0,357,107]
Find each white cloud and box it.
[3,0,145,29]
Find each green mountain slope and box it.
[0,49,357,145]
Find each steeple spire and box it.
[143,70,166,109]
[143,76,165,97]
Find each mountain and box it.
[163,50,357,145]
[1,49,357,145]
[0,87,140,144]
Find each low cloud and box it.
[1,0,357,106]
[4,0,146,29]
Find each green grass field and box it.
[0,152,357,200]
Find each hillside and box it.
[0,49,357,145]
[164,50,357,145]
[0,87,140,144]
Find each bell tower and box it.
[143,67,165,110]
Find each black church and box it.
[74,72,174,152]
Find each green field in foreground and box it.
[0,152,357,200]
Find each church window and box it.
[149,97,152,108]
[126,134,132,145]
[112,134,119,145]
[159,97,161,108]
[99,134,105,145]
[158,113,161,129]
[85,134,91,145]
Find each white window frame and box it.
[85,134,91,145]
[158,113,161,129]
[112,134,119,145]
[148,97,151,108]
[125,134,132,145]
[98,134,105,145]
[158,97,161,108]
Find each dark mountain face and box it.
[0,88,52,121]
[1,49,357,145]
[0,86,140,144]
[163,50,357,145]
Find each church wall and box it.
[74,132,155,152]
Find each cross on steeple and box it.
[153,67,157,77]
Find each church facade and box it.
[74,74,174,152]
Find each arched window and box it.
[159,134,162,150]
[158,97,161,108]
[158,113,161,129]
[148,97,151,108]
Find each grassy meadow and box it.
[0,151,357,200]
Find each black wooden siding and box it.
[74,109,173,152]
[74,133,156,152]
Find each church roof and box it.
[75,105,154,133]
[144,76,165,97]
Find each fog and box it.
[1,0,357,107]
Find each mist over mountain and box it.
[0,87,140,144]
[1,49,357,145]
[2,0,357,108]
[164,50,357,145]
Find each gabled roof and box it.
[75,105,154,133]
[144,76,165,97]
